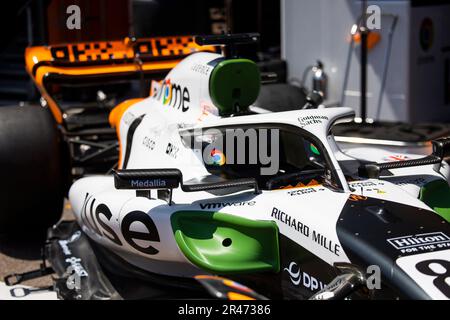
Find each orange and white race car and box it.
[0,35,215,235]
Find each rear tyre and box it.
[0,105,67,237]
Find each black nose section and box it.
[336,195,450,299]
[337,195,449,260]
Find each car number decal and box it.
[397,250,450,299]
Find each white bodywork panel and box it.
[68,52,450,299]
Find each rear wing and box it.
[25,36,216,124]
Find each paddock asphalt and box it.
[0,201,74,289]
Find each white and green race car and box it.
[5,34,450,300]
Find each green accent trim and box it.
[209,59,261,115]
[171,211,280,274]
[419,179,450,222]
[310,143,320,155]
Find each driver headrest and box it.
[209,59,260,115]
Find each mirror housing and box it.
[358,136,450,179]
[432,137,450,159]
[114,169,181,190]
[113,169,260,205]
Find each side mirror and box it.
[358,136,450,179]
[114,169,181,205]
[432,137,450,159]
[113,169,260,205]
[114,168,181,190]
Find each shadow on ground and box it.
[0,202,74,287]
[0,235,45,260]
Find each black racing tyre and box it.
[0,105,67,236]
